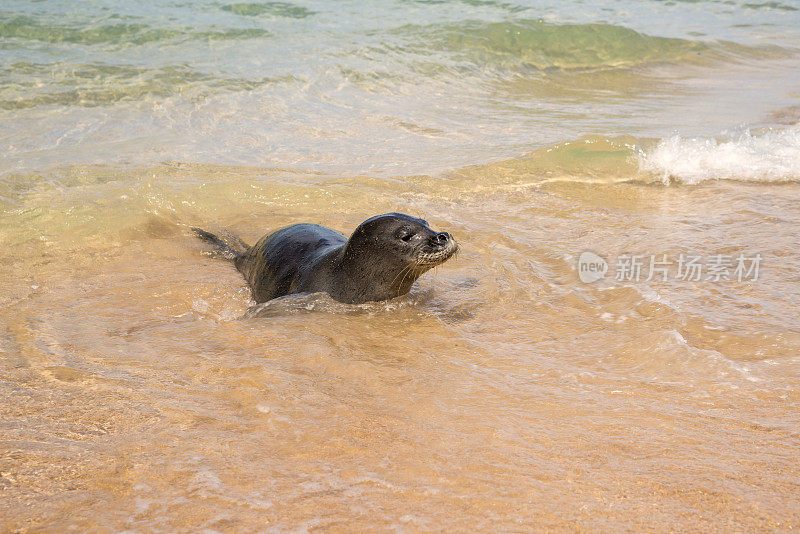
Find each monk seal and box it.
[192,213,458,304]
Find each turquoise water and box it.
[1,0,799,176]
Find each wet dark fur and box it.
[192,213,458,304]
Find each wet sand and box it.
[1,164,798,531]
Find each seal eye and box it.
[397,228,414,242]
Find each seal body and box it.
[193,213,458,304]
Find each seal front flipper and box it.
[191,227,249,260]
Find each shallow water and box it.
[2,0,800,531]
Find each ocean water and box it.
[1,0,800,531]
[2,0,800,177]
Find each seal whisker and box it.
[390,262,414,290]
[400,260,419,291]
[409,259,425,289]
[394,260,413,292]
[402,260,419,291]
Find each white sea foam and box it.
[639,125,800,184]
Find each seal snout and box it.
[417,231,458,266]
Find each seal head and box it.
[332,213,458,302]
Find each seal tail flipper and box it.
[191,227,249,260]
